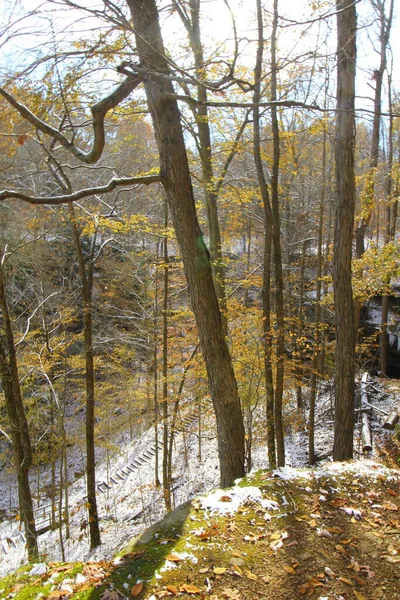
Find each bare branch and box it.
[0,73,142,164]
[0,174,162,205]
[16,291,61,348]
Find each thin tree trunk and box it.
[69,205,101,549]
[380,68,394,374]
[127,0,245,487]
[309,122,327,465]
[0,261,38,560]
[333,0,357,461]
[162,200,171,511]
[253,0,276,469]
[271,0,285,467]
[154,242,160,487]
[354,0,394,331]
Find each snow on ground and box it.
[0,376,398,577]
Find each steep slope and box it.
[1,460,399,600]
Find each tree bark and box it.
[127,0,245,487]
[253,0,276,469]
[69,205,101,549]
[0,261,38,560]
[332,0,357,461]
[271,0,285,467]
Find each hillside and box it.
[1,460,400,600]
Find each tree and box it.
[332,0,357,461]
[0,249,38,560]
[125,0,245,487]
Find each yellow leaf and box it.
[338,577,354,586]
[214,567,227,575]
[270,533,281,540]
[283,565,296,575]
[244,570,257,581]
[354,592,369,600]
[232,565,243,576]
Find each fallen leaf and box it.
[214,567,227,575]
[165,554,184,562]
[231,565,243,577]
[270,533,281,540]
[335,544,346,555]
[338,577,353,586]
[131,582,143,596]
[221,587,240,600]
[353,592,369,600]
[327,526,342,534]
[180,584,201,594]
[283,565,296,575]
[387,489,397,497]
[244,569,257,581]
[299,582,314,595]
[166,585,178,595]
[220,495,233,502]
[100,591,119,600]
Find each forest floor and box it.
[0,376,399,600]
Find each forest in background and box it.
[0,0,399,560]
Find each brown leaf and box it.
[131,582,143,596]
[330,498,348,507]
[353,592,369,600]
[387,488,397,497]
[165,554,184,562]
[166,585,178,595]
[180,584,201,594]
[327,526,342,534]
[299,582,314,595]
[220,495,233,502]
[308,578,323,587]
[335,544,346,555]
[338,577,353,586]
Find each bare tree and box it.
[332,0,357,461]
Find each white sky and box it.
[0,0,399,122]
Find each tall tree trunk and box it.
[271,0,285,467]
[162,200,171,511]
[253,0,276,469]
[309,121,328,465]
[380,68,394,374]
[332,0,357,461]
[354,0,394,330]
[0,261,38,560]
[127,0,245,487]
[69,205,101,549]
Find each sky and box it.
[0,0,398,123]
